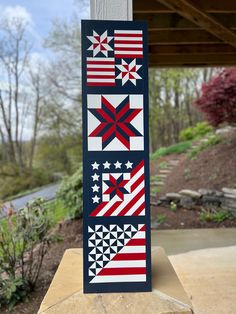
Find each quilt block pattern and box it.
[82,20,151,294]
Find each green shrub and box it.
[0,198,51,308]
[57,165,83,219]
[151,141,192,160]
[188,135,221,159]
[179,122,213,141]
[0,167,51,200]
[199,208,231,223]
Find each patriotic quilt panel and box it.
[82,20,151,294]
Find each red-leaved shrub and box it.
[195,68,236,127]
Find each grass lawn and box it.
[151,141,192,160]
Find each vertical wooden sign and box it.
[82,20,151,293]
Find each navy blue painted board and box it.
[82,20,151,293]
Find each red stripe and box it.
[114,40,143,44]
[131,160,144,177]
[131,173,144,193]
[87,83,116,86]
[114,47,143,51]
[140,225,146,232]
[118,187,145,216]
[116,102,129,121]
[126,238,146,246]
[103,201,122,216]
[114,33,143,38]
[87,68,115,72]
[115,54,143,58]
[132,202,145,216]
[112,253,146,261]
[124,108,142,123]
[90,202,107,216]
[98,267,146,276]
[87,75,115,79]
[87,61,115,65]
[89,122,107,137]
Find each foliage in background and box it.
[151,141,192,160]
[188,135,221,159]
[0,166,51,200]
[195,68,236,127]
[0,199,51,308]
[57,165,83,219]
[179,122,213,141]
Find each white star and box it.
[116,59,142,86]
[92,184,100,193]
[87,30,113,57]
[92,173,99,181]
[114,161,122,169]
[103,161,111,169]
[91,162,99,170]
[92,195,100,203]
[125,161,133,169]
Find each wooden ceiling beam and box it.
[148,30,221,45]
[156,0,236,48]
[149,53,236,66]
[149,44,236,55]
[134,0,236,13]
[134,13,236,31]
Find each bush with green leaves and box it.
[188,135,221,159]
[151,141,192,160]
[179,122,213,141]
[0,198,51,308]
[57,165,83,219]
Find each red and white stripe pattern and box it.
[90,160,145,217]
[114,30,143,58]
[86,57,115,86]
[90,224,146,283]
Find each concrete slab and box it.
[152,228,236,255]
[170,246,236,314]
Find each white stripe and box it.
[111,182,144,216]
[87,71,115,76]
[130,231,145,239]
[106,260,146,268]
[121,245,146,253]
[114,37,143,41]
[87,57,115,62]
[139,209,145,216]
[96,197,117,216]
[115,51,143,55]
[87,79,115,83]
[87,64,115,68]
[127,166,144,189]
[114,43,143,48]
[124,195,145,216]
[114,30,143,34]
[91,274,146,283]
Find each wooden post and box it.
[90,0,133,20]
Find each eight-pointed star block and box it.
[87,94,144,151]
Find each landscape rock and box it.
[166,193,182,201]
[224,194,236,200]
[222,188,236,196]
[198,188,214,196]
[180,196,194,209]
[179,189,201,199]
[202,195,222,205]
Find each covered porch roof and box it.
[133,0,236,67]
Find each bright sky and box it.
[0,0,89,56]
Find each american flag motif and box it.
[89,159,145,217]
[86,57,115,86]
[114,30,143,58]
[88,224,146,283]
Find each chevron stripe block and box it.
[88,223,146,283]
